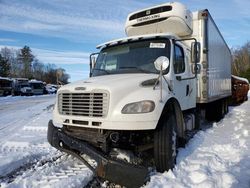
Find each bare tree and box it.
[56,68,70,84]
[232,42,250,77]
[32,59,45,80]
[0,47,20,77]
[231,42,250,80]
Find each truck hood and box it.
[21,86,32,91]
[59,74,158,93]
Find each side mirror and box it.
[154,56,170,71]
[91,56,96,67]
[191,42,200,63]
[89,53,99,77]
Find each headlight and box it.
[121,100,155,114]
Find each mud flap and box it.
[47,120,149,188]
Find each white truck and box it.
[0,77,12,96]
[29,80,44,95]
[12,78,33,96]
[47,2,231,187]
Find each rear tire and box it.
[154,113,177,172]
[11,90,16,96]
[244,95,248,101]
[195,108,201,130]
[206,99,225,122]
[224,99,229,114]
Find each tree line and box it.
[0,46,70,84]
[232,41,250,82]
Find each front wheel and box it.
[154,113,177,172]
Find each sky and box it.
[0,0,250,82]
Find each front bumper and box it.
[47,120,149,187]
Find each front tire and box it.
[154,113,177,172]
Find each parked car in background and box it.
[45,84,57,94]
[0,77,12,96]
[12,78,33,96]
[29,80,44,95]
[19,84,33,96]
[231,75,249,104]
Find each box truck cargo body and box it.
[192,11,231,103]
[47,2,232,187]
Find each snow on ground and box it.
[0,93,250,188]
[146,92,250,188]
[0,95,92,188]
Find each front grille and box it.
[58,92,109,117]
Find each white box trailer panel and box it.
[192,10,231,103]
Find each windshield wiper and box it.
[93,68,110,74]
[119,67,155,74]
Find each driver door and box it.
[172,43,194,110]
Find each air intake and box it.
[58,92,109,118]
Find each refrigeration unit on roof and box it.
[125,2,193,37]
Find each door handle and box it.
[186,85,189,96]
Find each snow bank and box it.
[146,102,250,188]
[232,75,249,84]
[0,95,93,187]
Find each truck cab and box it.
[12,78,33,96]
[53,30,199,174]
[29,80,44,95]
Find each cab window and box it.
[174,45,185,74]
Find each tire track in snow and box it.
[1,155,93,188]
[0,155,63,184]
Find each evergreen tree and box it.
[0,54,10,77]
[18,46,34,78]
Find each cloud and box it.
[22,22,62,31]
[34,49,90,65]
[0,0,144,43]
[0,44,90,65]
[0,0,159,44]
[232,0,250,17]
[32,48,90,65]
[1,1,249,49]
[0,38,16,42]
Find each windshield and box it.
[30,83,43,89]
[92,39,170,76]
[21,84,29,88]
